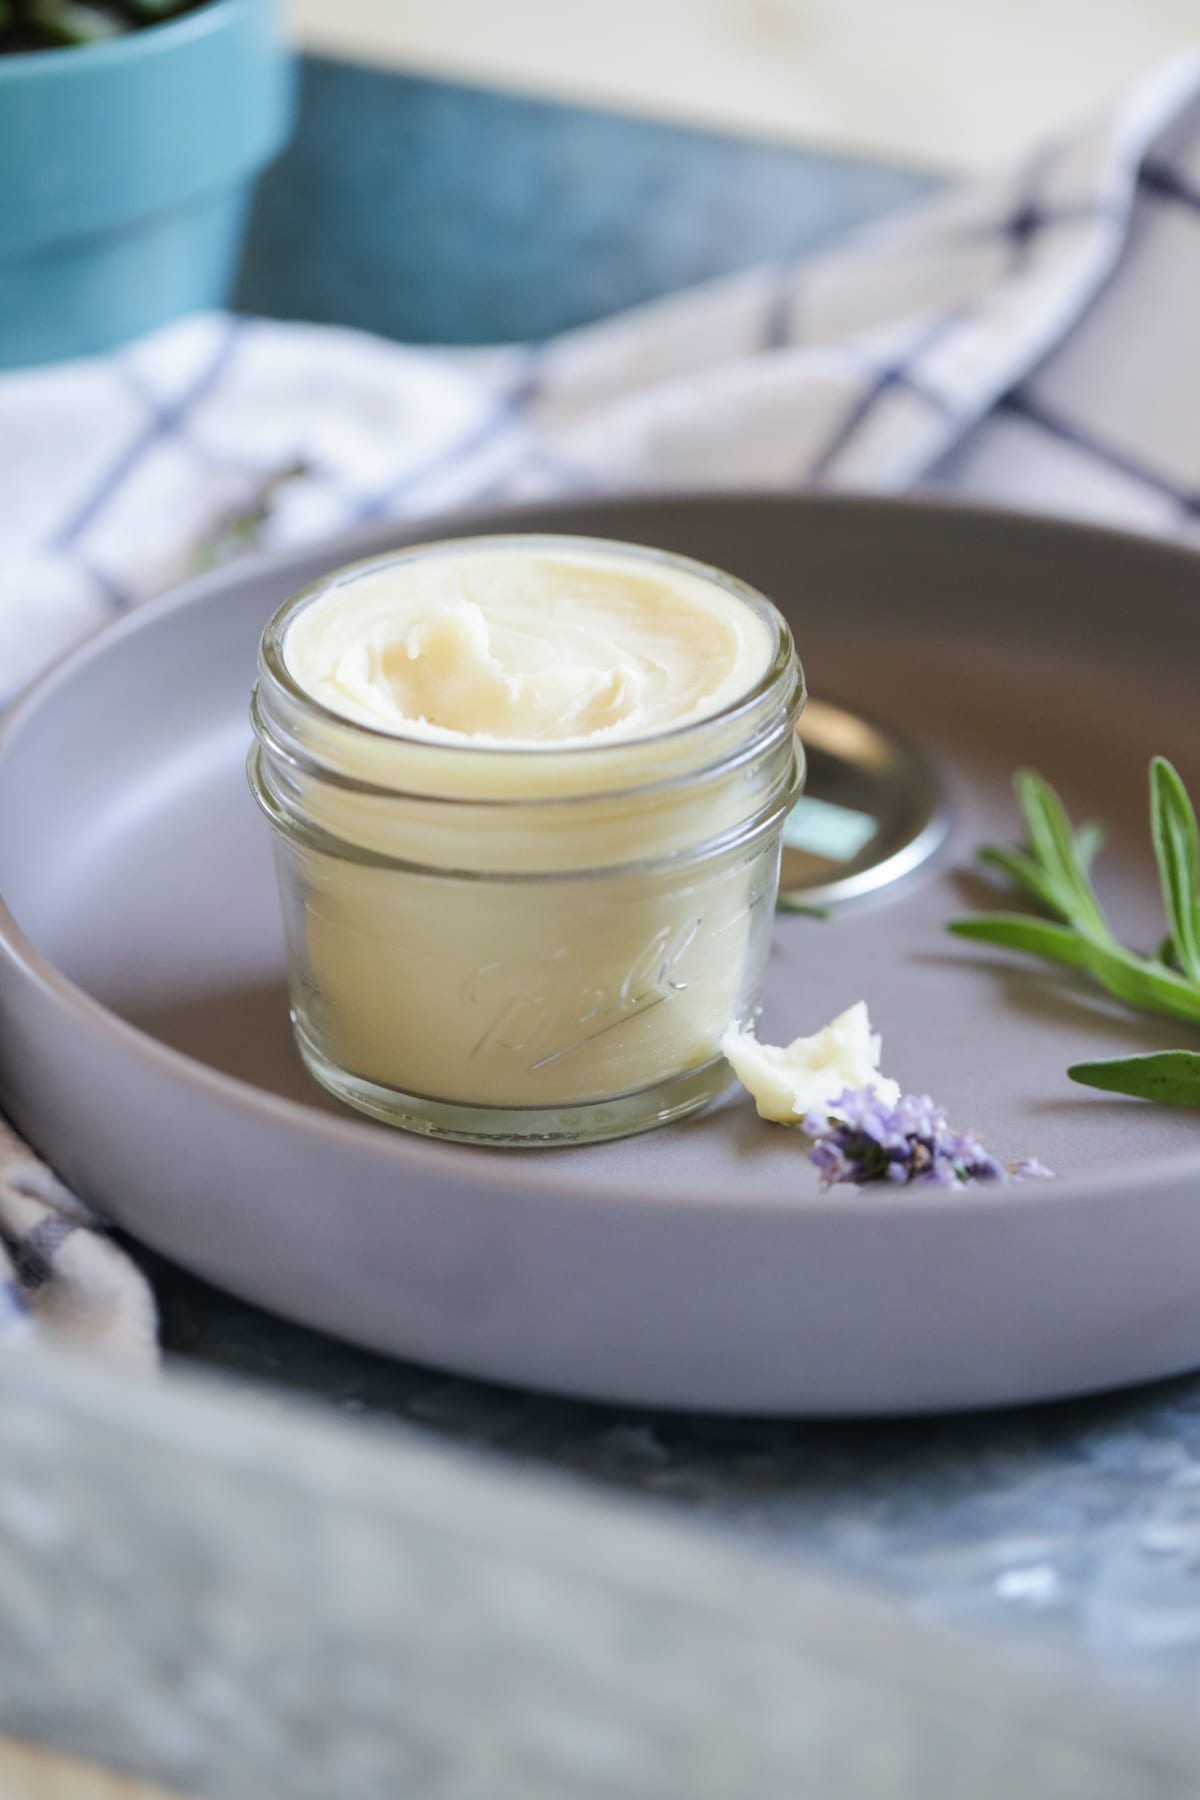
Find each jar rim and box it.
[251,681,800,811]
[257,532,801,764]
[247,738,805,881]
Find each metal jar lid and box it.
[780,699,951,908]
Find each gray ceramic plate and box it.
[2,494,1199,1414]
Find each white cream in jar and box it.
[250,536,804,1145]
[284,544,772,747]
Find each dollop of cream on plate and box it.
[284,543,773,747]
[721,1002,900,1124]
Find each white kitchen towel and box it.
[2,52,1199,1362]
[0,1118,157,1373]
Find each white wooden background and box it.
[0,1739,182,1798]
[292,0,1197,169]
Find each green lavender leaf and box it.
[27,0,127,40]
[776,895,831,919]
[1149,756,1200,985]
[978,821,1103,919]
[1068,1050,1200,1106]
[977,845,1066,918]
[952,761,1200,1110]
[2,0,202,45]
[949,913,1092,970]
[1014,770,1113,942]
[949,915,1200,1026]
[1074,821,1105,876]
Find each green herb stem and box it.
[950,758,1200,1108]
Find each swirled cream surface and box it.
[283,543,773,746]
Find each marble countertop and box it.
[9,1346,1200,1799]
[147,1241,1200,1697]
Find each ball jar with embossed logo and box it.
[249,535,805,1145]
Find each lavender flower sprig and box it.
[803,1088,1054,1191]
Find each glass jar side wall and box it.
[269,825,787,1143]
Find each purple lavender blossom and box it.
[804,1088,1054,1192]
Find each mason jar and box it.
[248,535,805,1146]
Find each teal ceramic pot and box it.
[0,0,294,369]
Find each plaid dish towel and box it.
[2,53,1199,1364]
[0,1118,157,1372]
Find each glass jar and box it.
[248,535,805,1146]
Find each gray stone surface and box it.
[3,1346,1200,1800]
[144,1246,1200,1695]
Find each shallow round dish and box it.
[2,494,1199,1414]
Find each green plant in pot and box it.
[0,0,293,367]
[0,0,206,52]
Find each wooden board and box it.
[291,0,1195,168]
[0,1739,185,1800]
